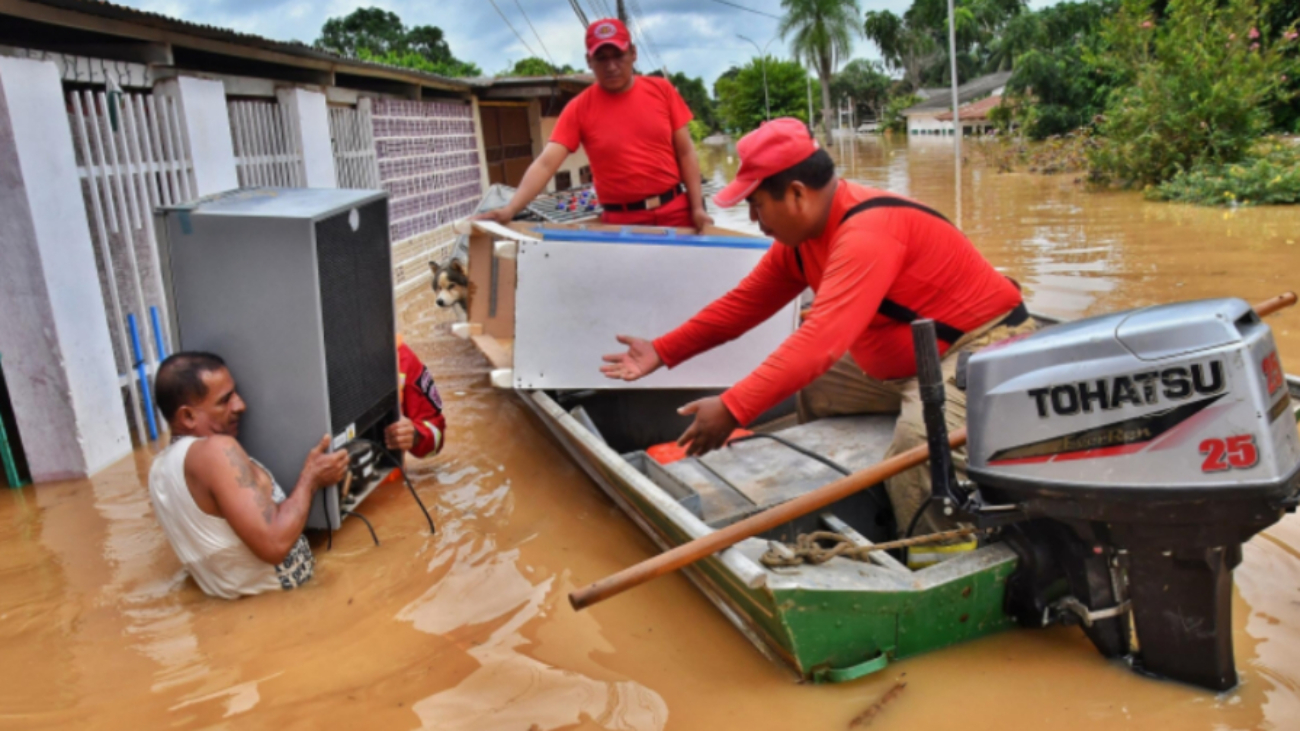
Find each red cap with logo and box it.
[714,118,820,208]
[586,18,632,56]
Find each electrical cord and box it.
[357,438,437,536]
[905,496,937,540]
[902,496,939,566]
[342,509,380,546]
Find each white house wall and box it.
[0,57,132,480]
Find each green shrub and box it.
[970,131,1097,174]
[688,119,708,144]
[1087,0,1299,187]
[1148,139,1300,205]
[882,93,921,134]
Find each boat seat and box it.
[663,415,897,524]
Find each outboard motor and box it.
[931,299,1300,691]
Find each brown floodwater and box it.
[3,136,1300,730]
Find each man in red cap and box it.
[600,117,1035,539]
[475,18,713,231]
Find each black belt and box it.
[792,195,1029,345]
[602,184,686,212]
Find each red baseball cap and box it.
[586,18,632,56]
[714,118,820,208]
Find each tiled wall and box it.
[371,99,483,246]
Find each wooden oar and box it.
[568,292,1298,612]
[1255,291,1296,318]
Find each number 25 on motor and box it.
[1199,435,1259,472]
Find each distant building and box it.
[934,94,1004,136]
[902,71,1012,136]
[467,74,594,192]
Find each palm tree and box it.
[864,9,939,91]
[779,0,864,143]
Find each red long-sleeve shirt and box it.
[398,343,446,458]
[652,180,1022,426]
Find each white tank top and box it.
[148,436,314,599]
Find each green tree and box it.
[866,0,1027,88]
[356,48,482,78]
[864,9,938,90]
[669,72,718,131]
[500,57,578,77]
[318,7,406,57]
[713,66,742,99]
[779,0,864,143]
[317,7,480,77]
[882,92,922,133]
[830,59,893,123]
[1087,0,1300,186]
[715,56,813,133]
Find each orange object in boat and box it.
[646,429,753,465]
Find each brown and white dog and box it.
[429,259,473,320]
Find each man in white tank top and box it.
[148,352,349,599]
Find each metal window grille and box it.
[328,99,381,190]
[67,89,196,444]
[228,99,305,187]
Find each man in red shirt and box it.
[601,118,1036,537]
[475,18,712,231]
[383,339,446,459]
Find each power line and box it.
[625,0,669,72]
[587,0,613,21]
[566,0,590,28]
[486,0,542,63]
[703,0,782,21]
[511,0,559,70]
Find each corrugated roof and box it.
[467,73,595,88]
[903,71,1012,115]
[935,94,1003,121]
[14,0,473,90]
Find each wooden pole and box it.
[568,293,1299,612]
[1254,291,1296,318]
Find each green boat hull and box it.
[522,390,1018,683]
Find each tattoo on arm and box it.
[223,444,275,525]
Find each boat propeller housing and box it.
[958,298,1300,691]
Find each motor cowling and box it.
[963,298,1300,691]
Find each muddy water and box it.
[2,138,1300,730]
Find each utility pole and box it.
[617,0,628,22]
[738,34,776,122]
[567,0,589,27]
[806,71,813,129]
[946,0,962,226]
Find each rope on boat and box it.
[759,527,985,567]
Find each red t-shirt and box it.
[652,180,1022,426]
[550,76,693,205]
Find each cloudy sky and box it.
[122,0,1062,87]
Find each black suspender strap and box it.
[838,196,952,226]
[793,195,973,345]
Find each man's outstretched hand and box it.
[600,335,664,382]
[676,397,739,457]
